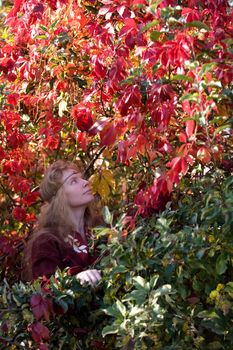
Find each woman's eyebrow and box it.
[68,173,81,183]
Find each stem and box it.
[55,134,62,160]
[0,181,14,204]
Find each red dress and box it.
[30,231,96,280]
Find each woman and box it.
[21,160,101,287]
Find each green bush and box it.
[100,171,233,349]
[1,170,233,349]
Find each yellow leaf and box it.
[89,173,100,194]
[98,177,110,201]
[102,169,115,190]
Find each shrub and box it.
[1,170,233,349]
[99,170,233,349]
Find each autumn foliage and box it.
[0,0,232,280]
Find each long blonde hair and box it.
[21,160,93,281]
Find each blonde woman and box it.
[21,160,101,287]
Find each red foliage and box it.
[30,293,53,321]
[72,104,94,132]
[12,207,27,222]
[28,321,50,343]
[0,0,232,244]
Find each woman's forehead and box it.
[62,168,80,182]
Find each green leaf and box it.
[171,74,193,82]
[152,284,172,298]
[207,341,223,349]
[102,324,119,337]
[225,282,233,293]
[180,92,199,102]
[128,306,143,317]
[150,31,162,41]
[102,206,113,225]
[104,303,124,318]
[141,20,159,32]
[50,19,59,29]
[197,310,219,319]
[123,290,147,305]
[112,265,128,274]
[216,255,228,275]
[116,300,127,317]
[133,276,149,290]
[214,124,231,135]
[150,275,159,289]
[34,34,48,40]
[149,0,163,13]
[185,21,210,31]
[199,62,216,77]
[39,25,48,32]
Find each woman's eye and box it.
[71,179,77,184]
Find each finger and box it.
[90,269,102,284]
[92,270,101,282]
[86,270,97,286]
[77,272,89,285]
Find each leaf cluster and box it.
[1,172,233,349]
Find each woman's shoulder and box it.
[32,229,62,247]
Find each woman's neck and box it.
[69,207,86,239]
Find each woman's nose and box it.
[82,179,89,187]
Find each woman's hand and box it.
[76,269,101,287]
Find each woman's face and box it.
[61,168,94,208]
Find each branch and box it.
[100,84,110,118]
[83,146,106,177]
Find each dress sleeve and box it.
[31,234,62,280]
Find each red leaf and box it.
[17,178,31,193]
[98,6,111,16]
[133,0,146,4]
[88,117,108,136]
[38,343,49,350]
[7,0,23,17]
[7,93,20,107]
[197,147,211,164]
[0,146,6,159]
[185,120,195,138]
[12,207,26,222]
[123,18,136,28]
[71,104,93,132]
[182,8,200,23]
[100,122,117,146]
[30,294,53,321]
[23,191,39,206]
[92,56,107,79]
[117,85,141,116]
[28,322,50,343]
[77,132,87,151]
[179,132,187,143]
